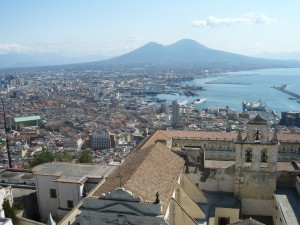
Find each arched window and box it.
[245,149,252,162]
[261,149,268,162]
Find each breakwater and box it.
[273,84,300,99]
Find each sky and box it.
[1,0,300,58]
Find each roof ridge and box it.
[134,131,157,151]
[156,130,173,139]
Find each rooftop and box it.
[138,130,300,150]
[0,170,35,182]
[14,115,41,123]
[275,187,300,225]
[248,114,268,125]
[205,160,235,169]
[91,143,184,214]
[204,191,240,217]
[32,162,116,183]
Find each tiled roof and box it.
[139,130,300,148]
[92,143,184,214]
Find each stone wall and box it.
[185,165,235,193]
[172,138,300,162]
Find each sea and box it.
[156,67,300,116]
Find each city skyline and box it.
[1,0,300,59]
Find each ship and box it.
[178,100,189,106]
[242,100,267,111]
[194,97,206,104]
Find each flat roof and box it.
[14,115,41,123]
[204,191,240,218]
[0,170,35,181]
[275,187,300,225]
[32,162,116,183]
[205,160,235,169]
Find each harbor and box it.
[273,84,300,100]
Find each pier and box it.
[273,84,300,99]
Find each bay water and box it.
[157,68,300,115]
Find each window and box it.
[218,217,230,225]
[245,149,252,162]
[67,200,74,208]
[50,189,57,198]
[261,149,268,162]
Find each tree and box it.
[2,198,18,224]
[78,150,93,163]
[55,150,72,162]
[30,148,54,168]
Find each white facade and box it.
[33,163,116,223]
[63,138,83,150]
[0,217,13,225]
[35,174,84,222]
[80,188,167,225]
[0,186,13,218]
[78,173,207,225]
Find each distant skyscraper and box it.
[172,100,180,128]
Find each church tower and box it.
[234,114,279,216]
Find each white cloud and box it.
[0,43,31,54]
[254,14,277,25]
[193,13,277,28]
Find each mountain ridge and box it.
[95,39,300,70]
[1,39,300,70]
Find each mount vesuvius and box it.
[90,39,300,71]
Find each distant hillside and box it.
[1,39,300,71]
[89,39,300,71]
[0,53,108,69]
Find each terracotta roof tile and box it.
[92,143,184,214]
[143,130,300,145]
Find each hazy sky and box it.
[1,0,300,57]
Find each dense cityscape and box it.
[1,67,296,169]
[0,64,299,225]
[1,1,300,225]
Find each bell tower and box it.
[234,114,279,216]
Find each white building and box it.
[63,138,83,150]
[32,162,116,223]
[0,217,13,225]
[0,185,13,218]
